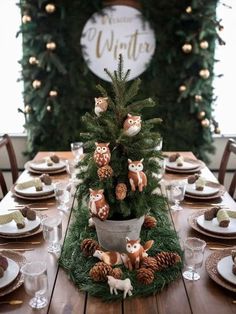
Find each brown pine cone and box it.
[136,267,154,285]
[141,256,158,271]
[115,183,127,200]
[89,262,113,282]
[143,215,157,229]
[155,252,181,271]
[97,165,113,180]
[80,238,100,257]
[111,267,123,279]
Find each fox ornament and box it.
[123,113,141,137]
[125,237,154,270]
[94,97,108,116]
[128,159,147,192]
[93,142,111,167]
[89,188,110,221]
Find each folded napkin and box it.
[217,209,230,227]
[0,210,24,225]
[16,178,43,191]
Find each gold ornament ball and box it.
[29,56,38,65]
[22,15,31,24]
[47,105,52,112]
[215,127,221,134]
[182,43,192,53]
[195,95,203,102]
[46,42,56,50]
[186,6,192,14]
[49,90,58,97]
[179,85,187,92]
[197,111,206,119]
[24,105,31,113]
[199,69,210,79]
[32,80,41,89]
[200,41,209,49]
[201,118,210,127]
[45,3,56,13]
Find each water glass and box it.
[21,261,48,309]
[183,237,206,281]
[70,142,83,162]
[65,159,77,180]
[42,216,62,254]
[54,182,70,212]
[167,180,187,211]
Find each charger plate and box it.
[217,255,236,285]
[25,161,66,175]
[185,183,225,200]
[197,215,236,235]
[0,225,42,239]
[14,183,54,197]
[166,158,200,170]
[188,210,236,240]
[205,249,236,293]
[0,257,19,289]
[11,186,55,201]
[0,250,26,297]
[29,159,66,171]
[0,214,41,235]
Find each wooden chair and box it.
[0,134,19,196]
[218,138,236,198]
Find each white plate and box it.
[197,215,236,235]
[217,255,236,285]
[14,183,54,197]
[0,215,41,235]
[165,160,199,170]
[186,183,219,196]
[29,159,66,171]
[0,258,20,289]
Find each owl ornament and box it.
[94,97,108,116]
[89,188,110,221]
[128,159,147,192]
[93,142,111,167]
[123,114,142,137]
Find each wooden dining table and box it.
[0,151,236,314]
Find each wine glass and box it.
[54,182,70,212]
[168,180,187,211]
[21,261,48,309]
[183,237,206,281]
[70,142,83,162]
[42,216,62,254]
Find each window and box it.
[214,0,236,135]
[0,1,24,134]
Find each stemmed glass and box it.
[54,182,70,212]
[70,142,83,162]
[42,216,62,254]
[168,180,187,211]
[183,237,206,281]
[21,261,48,309]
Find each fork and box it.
[0,241,41,246]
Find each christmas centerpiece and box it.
[60,55,183,300]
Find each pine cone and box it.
[155,252,181,271]
[111,267,123,279]
[89,262,113,282]
[143,215,157,229]
[141,257,158,271]
[97,165,113,180]
[115,183,127,200]
[136,267,154,285]
[80,238,100,257]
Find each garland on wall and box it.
[18,0,223,161]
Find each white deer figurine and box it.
[107,275,133,299]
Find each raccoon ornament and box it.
[123,113,141,137]
[94,97,108,116]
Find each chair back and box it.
[218,138,236,198]
[0,134,19,196]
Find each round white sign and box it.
[80,5,156,81]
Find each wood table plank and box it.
[124,296,158,314]
[85,296,122,314]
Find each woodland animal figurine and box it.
[128,159,147,192]
[94,97,108,116]
[93,249,126,266]
[123,113,142,137]
[89,188,110,221]
[107,275,133,299]
[93,142,111,167]
[125,237,154,270]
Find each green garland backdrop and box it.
[18,0,222,161]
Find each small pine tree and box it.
[78,55,163,220]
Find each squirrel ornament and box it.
[89,188,110,221]
[124,237,154,270]
[128,159,147,192]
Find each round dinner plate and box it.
[197,214,236,235]
[29,159,66,171]
[186,183,219,196]
[11,186,55,201]
[0,257,20,289]
[14,183,54,197]
[165,159,199,170]
[0,215,41,235]
[217,255,236,285]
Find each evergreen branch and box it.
[124,78,141,104]
[126,98,156,112]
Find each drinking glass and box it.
[21,261,48,309]
[65,159,77,180]
[54,182,70,212]
[154,137,163,151]
[183,237,206,281]
[42,216,62,254]
[167,180,187,211]
[70,142,83,162]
